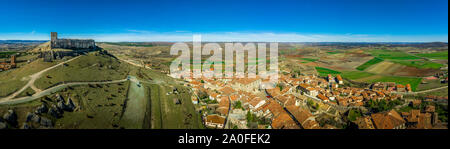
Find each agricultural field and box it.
[390,59,444,69]
[340,71,375,80]
[315,67,341,76]
[0,51,19,58]
[416,79,448,91]
[416,51,448,60]
[364,61,439,77]
[368,49,421,60]
[356,57,384,71]
[301,58,318,62]
[364,76,423,91]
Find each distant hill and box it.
[28,41,51,53]
[0,40,48,52]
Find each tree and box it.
[197,90,208,100]
[347,109,362,121]
[246,111,253,122]
[234,101,242,109]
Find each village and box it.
[184,69,445,129]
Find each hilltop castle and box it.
[50,32,96,49]
[40,32,97,62]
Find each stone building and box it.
[50,32,96,49]
[0,55,16,71]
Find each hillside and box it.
[0,51,203,129]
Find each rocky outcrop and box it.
[39,117,53,128]
[0,121,6,129]
[57,100,68,111]
[26,112,41,123]
[35,104,48,115]
[2,110,17,126]
[21,123,31,129]
[48,105,63,118]
[66,98,76,112]
[55,94,64,102]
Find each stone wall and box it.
[40,50,84,62]
[50,32,96,50]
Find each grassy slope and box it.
[2,51,204,129]
[150,84,203,129]
[35,52,129,90]
[0,59,59,97]
[119,78,147,129]
[54,82,129,129]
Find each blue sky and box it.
[0,0,448,42]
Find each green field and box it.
[326,51,341,55]
[364,76,422,91]
[356,57,384,71]
[0,52,19,58]
[341,71,375,80]
[416,79,448,91]
[416,51,448,60]
[301,58,318,62]
[147,83,204,129]
[315,67,341,76]
[16,87,36,98]
[119,77,148,129]
[391,60,444,69]
[54,82,130,129]
[368,49,421,60]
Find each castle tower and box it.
[51,32,58,41]
[10,55,16,64]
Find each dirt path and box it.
[0,79,127,105]
[0,56,81,101]
[392,85,448,95]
